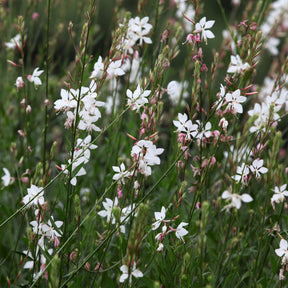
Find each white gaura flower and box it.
[128,16,153,45]
[131,140,164,166]
[195,120,212,139]
[275,239,288,265]
[107,60,125,78]
[249,159,268,179]
[231,163,250,185]
[126,84,151,112]
[222,188,253,210]
[119,263,143,284]
[2,168,11,187]
[54,88,77,111]
[22,185,45,208]
[227,55,250,74]
[112,163,130,183]
[175,222,189,241]
[152,206,166,230]
[98,197,118,223]
[131,140,164,177]
[5,34,21,49]
[27,67,44,86]
[41,216,63,241]
[194,17,215,43]
[173,113,198,139]
[271,184,288,208]
[225,89,247,114]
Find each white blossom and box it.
[194,17,215,43]
[227,55,250,74]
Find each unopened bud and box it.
[44,99,50,106]
[26,105,31,114]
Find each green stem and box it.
[42,0,51,184]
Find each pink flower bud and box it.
[32,12,39,20]
[18,130,25,138]
[54,236,60,248]
[210,156,216,166]
[20,98,26,109]
[70,251,77,262]
[213,130,220,138]
[85,262,90,271]
[117,185,123,198]
[196,202,201,210]
[44,99,50,106]
[21,177,29,184]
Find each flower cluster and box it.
[119,16,153,54]
[98,197,136,234]
[62,135,97,185]
[174,0,195,32]
[231,159,268,185]
[173,113,212,141]
[131,140,164,177]
[248,75,288,133]
[261,0,288,55]
[54,79,103,185]
[21,185,63,280]
[152,206,189,251]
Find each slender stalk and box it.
[42,0,51,184]
[59,2,97,284]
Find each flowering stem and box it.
[42,0,51,184]
[59,1,97,285]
